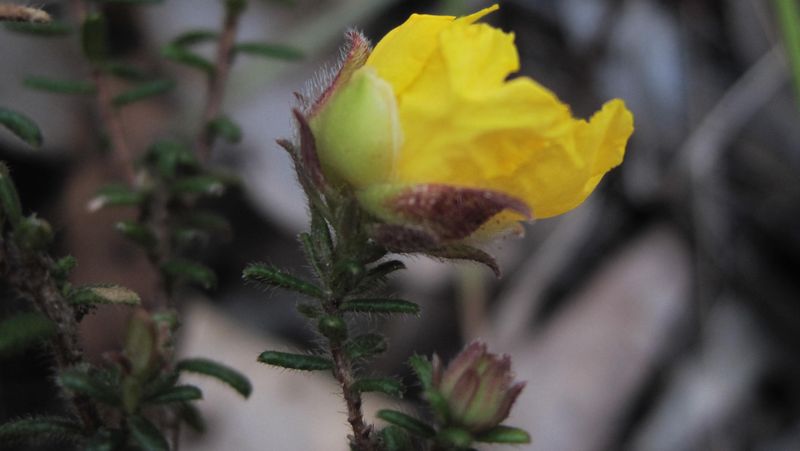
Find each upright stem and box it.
[196,2,243,162]
[329,337,373,450]
[93,69,137,184]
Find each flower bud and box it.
[432,342,525,433]
[310,66,402,189]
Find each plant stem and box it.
[92,69,137,184]
[196,2,243,162]
[0,238,100,430]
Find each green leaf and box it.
[171,175,226,196]
[367,260,405,279]
[345,333,387,360]
[177,358,252,398]
[0,313,55,357]
[4,21,73,36]
[15,214,53,251]
[777,0,800,104]
[146,385,202,404]
[475,425,531,444]
[178,402,206,433]
[180,210,231,234]
[23,76,96,94]
[376,410,435,438]
[0,162,23,226]
[68,284,141,306]
[143,139,196,177]
[115,220,158,249]
[207,115,242,144]
[380,425,413,451]
[59,367,119,406]
[0,416,85,445]
[0,107,43,147]
[161,259,217,290]
[124,310,158,379]
[161,44,215,74]
[81,13,108,63]
[112,79,175,107]
[234,42,303,61]
[53,255,78,281]
[127,416,169,451]
[243,263,325,299]
[257,351,332,371]
[408,355,433,390]
[340,299,420,315]
[296,303,322,319]
[103,62,151,81]
[171,29,218,47]
[352,378,404,398]
[88,184,146,210]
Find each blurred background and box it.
[1,0,799,450]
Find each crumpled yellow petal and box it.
[365,4,633,220]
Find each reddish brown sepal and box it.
[308,30,371,117]
[370,223,441,252]
[428,244,501,278]
[388,184,531,241]
[292,109,326,191]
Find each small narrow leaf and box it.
[81,13,108,63]
[408,355,433,390]
[69,284,141,306]
[171,175,226,196]
[0,416,85,445]
[243,263,325,299]
[475,425,531,444]
[115,220,157,249]
[0,107,42,147]
[88,184,145,210]
[177,358,252,398]
[0,313,55,357]
[180,210,231,234]
[377,410,435,438]
[380,425,413,451]
[171,29,218,46]
[59,368,119,405]
[161,259,217,290]
[127,416,169,451]
[207,116,242,144]
[257,351,332,371]
[112,79,175,107]
[234,42,303,61]
[352,378,405,398]
[146,385,202,404]
[345,333,387,360]
[144,139,196,177]
[4,21,73,36]
[0,162,23,225]
[23,76,95,94]
[161,44,215,74]
[296,303,322,319]
[178,402,206,433]
[340,299,420,315]
[103,62,150,81]
[367,260,406,279]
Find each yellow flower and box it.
[307,5,633,247]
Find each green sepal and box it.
[4,21,73,36]
[345,333,386,360]
[234,42,303,61]
[112,79,175,107]
[0,416,85,445]
[340,298,420,315]
[437,427,473,449]
[161,259,217,290]
[0,107,43,147]
[58,367,120,406]
[242,263,325,299]
[68,284,141,306]
[408,354,433,390]
[23,76,96,94]
[89,184,146,210]
[475,425,531,444]
[146,385,203,404]
[115,220,158,249]
[177,358,252,398]
[352,378,404,398]
[0,312,56,357]
[257,351,332,371]
[379,425,413,451]
[81,13,108,64]
[207,115,242,144]
[127,415,169,451]
[161,44,215,74]
[376,410,435,438]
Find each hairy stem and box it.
[195,3,243,162]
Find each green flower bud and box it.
[310,66,402,189]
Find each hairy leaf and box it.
[177,358,252,398]
[0,107,42,147]
[112,79,175,107]
[376,410,435,438]
[0,313,55,357]
[243,263,325,299]
[23,76,95,94]
[340,299,420,315]
[257,351,332,371]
